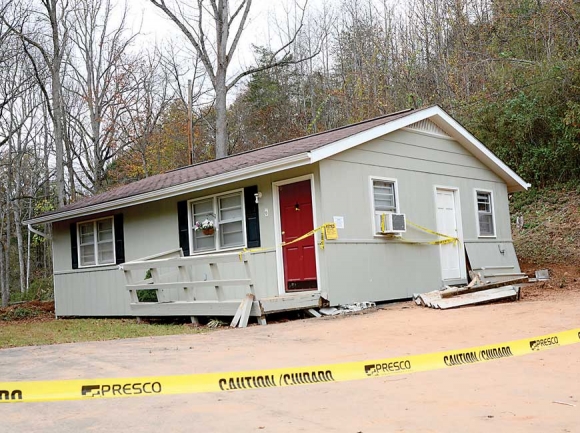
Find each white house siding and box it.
[53,267,129,316]
[51,165,319,316]
[317,128,520,305]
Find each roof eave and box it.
[24,153,312,225]
[309,105,530,192]
[428,111,530,192]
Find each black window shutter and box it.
[244,186,261,248]
[70,223,78,269]
[114,214,125,264]
[177,200,190,256]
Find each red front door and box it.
[279,180,317,292]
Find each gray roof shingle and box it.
[35,108,420,221]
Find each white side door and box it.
[435,188,462,280]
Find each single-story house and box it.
[25,105,530,319]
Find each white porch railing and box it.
[120,248,326,326]
[121,250,260,326]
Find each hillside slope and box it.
[510,186,579,300]
[510,186,580,266]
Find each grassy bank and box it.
[0,302,209,348]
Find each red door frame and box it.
[277,178,318,293]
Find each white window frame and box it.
[77,216,116,268]
[187,188,247,254]
[369,176,400,235]
[474,189,496,238]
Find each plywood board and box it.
[440,277,527,298]
[434,287,519,310]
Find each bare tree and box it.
[3,0,71,207]
[150,0,317,158]
[66,0,140,193]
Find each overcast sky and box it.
[131,0,324,75]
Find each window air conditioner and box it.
[377,213,406,234]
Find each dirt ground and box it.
[2,270,580,433]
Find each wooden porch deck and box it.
[121,250,328,326]
[129,291,327,317]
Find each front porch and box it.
[121,249,328,326]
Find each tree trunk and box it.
[3,192,11,305]
[0,210,7,307]
[215,70,228,158]
[13,203,25,294]
[49,0,66,207]
[13,132,26,294]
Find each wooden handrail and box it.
[121,251,248,271]
[126,279,252,291]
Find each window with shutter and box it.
[189,189,247,253]
[76,216,116,267]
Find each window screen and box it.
[477,191,495,236]
[373,180,397,212]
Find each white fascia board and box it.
[308,107,442,164]
[24,153,311,225]
[308,106,530,192]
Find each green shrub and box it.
[137,289,158,302]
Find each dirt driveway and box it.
[2,286,580,433]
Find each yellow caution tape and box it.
[240,223,334,259]
[394,218,459,246]
[1,328,578,403]
[406,220,458,243]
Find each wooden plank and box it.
[230,299,245,327]
[150,268,166,302]
[123,270,140,304]
[257,316,267,326]
[305,309,322,318]
[435,287,519,310]
[243,256,255,295]
[124,248,183,263]
[259,292,322,314]
[417,291,441,307]
[481,272,527,278]
[126,279,251,291]
[238,294,255,328]
[129,300,262,317]
[122,252,247,271]
[440,277,528,298]
[472,266,514,270]
[209,262,224,302]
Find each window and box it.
[373,180,397,212]
[77,217,115,266]
[476,190,495,236]
[190,191,245,253]
[371,177,399,232]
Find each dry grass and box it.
[511,186,580,266]
[0,302,209,349]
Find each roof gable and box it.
[406,119,451,137]
[308,106,529,192]
[25,106,528,225]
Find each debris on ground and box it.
[0,301,55,322]
[415,286,520,310]
[319,302,376,316]
[531,269,550,282]
[414,273,525,310]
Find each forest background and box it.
[0,0,578,307]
